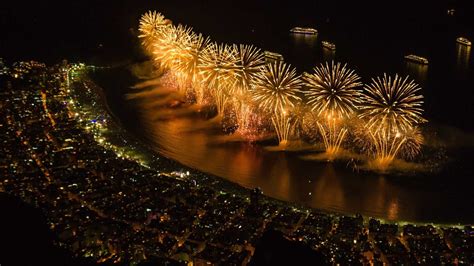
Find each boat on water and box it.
[264,51,284,62]
[321,41,336,51]
[404,54,429,65]
[290,27,318,35]
[456,37,472,46]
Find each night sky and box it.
[1,0,472,63]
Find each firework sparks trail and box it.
[198,43,239,116]
[252,61,302,144]
[358,74,426,168]
[232,44,265,132]
[359,74,426,132]
[172,33,211,103]
[138,11,428,168]
[138,11,170,54]
[302,61,362,157]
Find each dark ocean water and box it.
[2,0,473,223]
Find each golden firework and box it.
[252,61,302,144]
[359,74,426,132]
[138,11,170,53]
[172,33,211,103]
[303,61,362,118]
[232,44,265,132]
[136,11,429,170]
[198,42,239,115]
[153,24,195,70]
[233,44,265,92]
[302,61,362,157]
[358,74,426,169]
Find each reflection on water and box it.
[289,33,320,70]
[310,164,344,211]
[121,80,471,223]
[290,33,318,48]
[388,201,399,221]
[322,48,336,62]
[456,43,471,70]
[405,62,428,84]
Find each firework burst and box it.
[359,74,426,132]
[198,43,239,115]
[302,61,362,157]
[153,24,195,70]
[232,44,265,132]
[199,43,238,89]
[172,33,211,103]
[358,125,423,170]
[252,61,302,145]
[358,74,426,169]
[303,61,362,118]
[138,11,170,53]
[231,90,268,139]
[137,10,429,170]
[150,24,196,94]
[233,44,265,92]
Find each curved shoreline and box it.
[87,65,470,227]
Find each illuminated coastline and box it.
[2,2,473,264]
[0,35,470,265]
[70,64,466,229]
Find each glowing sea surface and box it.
[13,0,465,224]
[92,64,474,224]
[90,3,473,223]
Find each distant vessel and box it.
[264,51,284,62]
[290,27,318,35]
[404,54,429,65]
[456,37,472,46]
[321,41,336,51]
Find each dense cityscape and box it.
[0,59,473,265]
